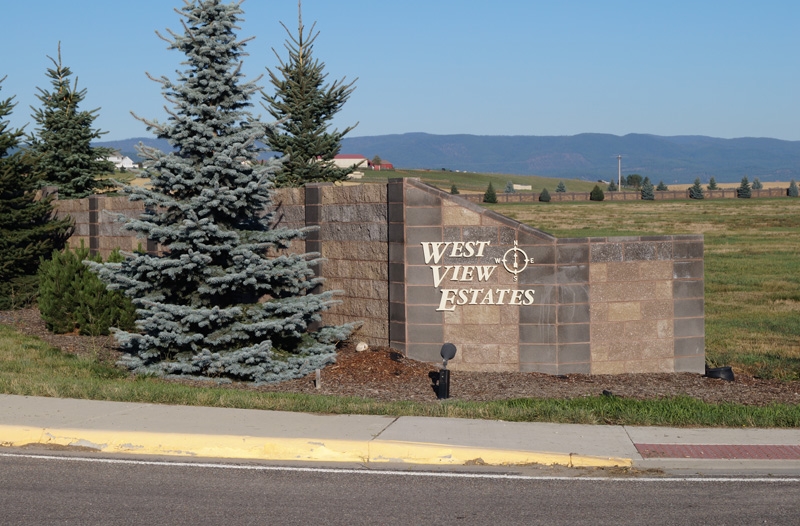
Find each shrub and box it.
[590,185,604,201]
[450,184,459,195]
[707,177,718,190]
[539,188,551,202]
[656,180,668,191]
[737,176,751,198]
[504,181,515,193]
[789,179,799,197]
[689,178,704,199]
[752,178,763,190]
[555,181,566,192]
[607,180,618,192]
[38,244,136,336]
[483,182,497,203]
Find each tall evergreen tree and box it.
[0,77,72,309]
[656,180,668,191]
[789,179,799,197]
[93,0,355,383]
[737,176,751,198]
[640,177,654,200]
[689,178,704,199]
[707,177,718,190]
[27,45,114,198]
[504,181,515,193]
[555,181,566,192]
[607,180,618,192]
[263,2,357,187]
[483,181,497,203]
[752,177,763,190]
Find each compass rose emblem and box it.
[501,242,535,282]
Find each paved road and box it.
[3,451,799,525]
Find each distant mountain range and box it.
[97,132,800,184]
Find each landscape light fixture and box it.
[438,343,457,399]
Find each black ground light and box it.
[438,343,457,399]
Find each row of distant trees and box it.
[479,174,800,203]
[1,0,359,384]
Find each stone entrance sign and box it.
[56,177,705,375]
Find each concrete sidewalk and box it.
[1,394,798,471]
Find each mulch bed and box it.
[2,308,799,406]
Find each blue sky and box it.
[2,0,798,141]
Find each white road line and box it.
[2,452,799,482]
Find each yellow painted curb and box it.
[0,425,631,468]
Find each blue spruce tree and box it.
[92,0,355,384]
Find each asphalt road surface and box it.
[2,451,799,525]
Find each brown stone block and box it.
[591,323,624,344]
[459,304,502,324]
[444,309,462,324]
[444,324,517,345]
[608,301,641,321]
[590,263,608,283]
[641,300,673,320]
[325,278,389,301]
[449,362,519,372]
[332,298,388,320]
[591,302,608,322]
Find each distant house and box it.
[107,153,135,170]
[332,154,368,169]
[368,159,394,171]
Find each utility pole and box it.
[617,155,622,190]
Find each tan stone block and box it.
[591,360,628,375]
[623,358,674,374]
[590,263,608,283]
[608,302,641,321]
[460,304,501,325]
[657,319,673,339]
[639,339,674,360]
[622,319,660,340]
[444,309,462,324]
[607,261,640,282]
[640,260,673,280]
[591,343,613,362]
[449,362,518,372]
[442,205,482,226]
[458,343,519,365]
[653,281,672,300]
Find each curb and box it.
[0,425,631,468]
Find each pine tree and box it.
[0,77,72,309]
[656,180,668,191]
[789,179,799,197]
[607,180,618,192]
[555,181,566,192]
[737,176,751,198]
[752,177,763,190]
[590,185,604,201]
[707,177,718,190]
[689,178,705,199]
[92,0,355,384]
[640,177,654,200]
[504,181,515,193]
[450,184,459,195]
[263,3,357,187]
[483,182,497,203]
[27,44,114,198]
[539,188,551,202]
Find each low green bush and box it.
[38,244,136,336]
[590,185,604,201]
